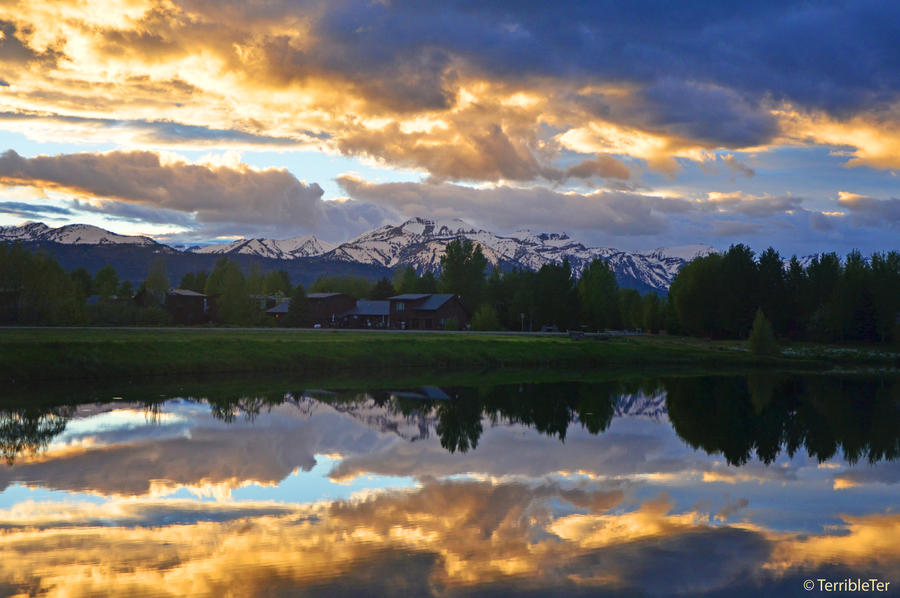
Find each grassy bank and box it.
[1,328,896,383]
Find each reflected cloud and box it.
[0,480,896,597]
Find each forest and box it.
[1,239,898,345]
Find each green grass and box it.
[0,328,895,384]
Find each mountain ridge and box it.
[1,218,718,292]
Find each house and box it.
[165,289,209,324]
[266,300,291,321]
[307,292,356,327]
[388,294,468,330]
[340,300,390,328]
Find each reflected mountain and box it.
[1,373,897,468]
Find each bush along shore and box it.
[1,328,897,384]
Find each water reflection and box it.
[0,372,898,597]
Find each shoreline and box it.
[1,327,897,384]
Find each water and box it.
[1,372,898,596]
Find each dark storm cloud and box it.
[837,193,900,227]
[287,0,900,133]
[0,201,72,218]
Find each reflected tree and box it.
[1,408,71,465]
[665,374,900,466]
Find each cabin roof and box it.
[168,288,206,297]
[345,300,390,316]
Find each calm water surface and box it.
[1,373,898,597]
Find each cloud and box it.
[703,192,804,217]
[721,154,755,178]
[836,191,900,228]
[0,149,388,239]
[337,175,679,236]
[0,111,317,149]
[565,156,631,181]
[832,462,900,490]
[1,0,898,184]
[636,79,779,148]
[0,19,63,66]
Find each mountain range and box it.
[0,218,718,292]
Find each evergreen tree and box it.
[577,258,619,330]
[757,247,787,335]
[263,270,291,296]
[618,288,643,330]
[117,280,134,299]
[717,244,758,337]
[204,258,251,325]
[93,265,119,298]
[309,275,372,299]
[668,254,723,336]
[533,259,577,330]
[370,277,396,299]
[70,267,92,298]
[283,283,310,327]
[394,265,420,294]
[144,257,169,304]
[870,251,900,342]
[439,238,487,312]
[245,263,266,296]
[417,270,438,293]
[784,256,808,338]
[641,292,665,332]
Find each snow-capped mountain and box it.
[318,217,716,292]
[0,222,159,246]
[190,236,336,260]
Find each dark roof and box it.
[307,292,346,299]
[345,300,390,316]
[389,293,431,300]
[168,289,206,297]
[416,294,455,310]
[266,300,291,314]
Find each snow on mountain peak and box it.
[646,244,719,261]
[0,222,157,246]
[190,235,335,259]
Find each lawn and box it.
[0,327,895,383]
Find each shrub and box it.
[749,308,780,356]
[471,304,501,331]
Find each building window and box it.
[425,318,432,329]
[396,302,405,311]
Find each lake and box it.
[1,371,898,596]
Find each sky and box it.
[0,0,898,255]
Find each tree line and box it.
[2,239,898,343]
[668,245,900,343]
